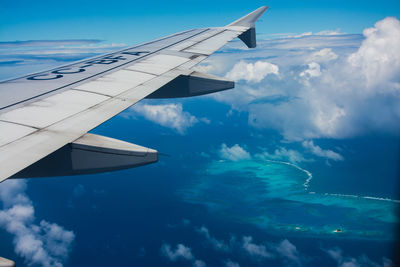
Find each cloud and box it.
[224,259,240,267]
[325,247,393,267]
[275,239,300,266]
[348,17,400,89]
[295,30,343,38]
[299,62,321,79]
[131,103,199,134]
[309,48,338,62]
[161,243,194,261]
[302,140,343,161]
[242,236,274,259]
[161,243,206,267]
[242,237,301,266]
[209,17,400,141]
[219,144,251,161]
[225,60,279,83]
[169,225,308,266]
[0,180,75,267]
[257,147,307,164]
[196,226,229,252]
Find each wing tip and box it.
[228,6,270,27]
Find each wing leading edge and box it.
[0,6,269,182]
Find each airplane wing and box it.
[0,6,268,182]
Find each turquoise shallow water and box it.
[179,159,399,240]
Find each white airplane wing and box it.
[0,6,268,182]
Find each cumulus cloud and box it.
[131,103,199,134]
[299,62,321,79]
[348,17,400,89]
[309,48,338,62]
[275,239,300,266]
[173,225,307,266]
[210,17,400,141]
[196,226,229,252]
[0,180,75,267]
[242,237,302,266]
[161,243,194,261]
[242,236,274,259]
[225,61,279,83]
[161,243,206,267]
[257,147,307,164]
[325,247,393,267]
[302,140,343,161]
[219,144,251,161]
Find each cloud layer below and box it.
[0,180,75,267]
[131,103,199,134]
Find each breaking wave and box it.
[264,159,313,190]
[323,192,400,203]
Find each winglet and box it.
[228,6,269,48]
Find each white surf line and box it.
[325,192,400,204]
[263,159,400,203]
[264,159,313,190]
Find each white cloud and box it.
[309,48,338,62]
[225,61,279,83]
[210,17,400,140]
[161,243,194,261]
[131,103,198,134]
[299,62,322,79]
[257,147,307,164]
[325,247,393,267]
[294,29,342,38]
[196,226,229,251]
[219,144,251,161]
[302,140,343,161]
[161,243,206,267]
[294,32,313,38]
[0,180,75,267]
[275,239,300,265]
[348,17,400,89]
[242,236,274,259]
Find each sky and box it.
[0,1,400,267]
[1,0,400,43]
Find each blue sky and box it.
[1,0,400,44]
